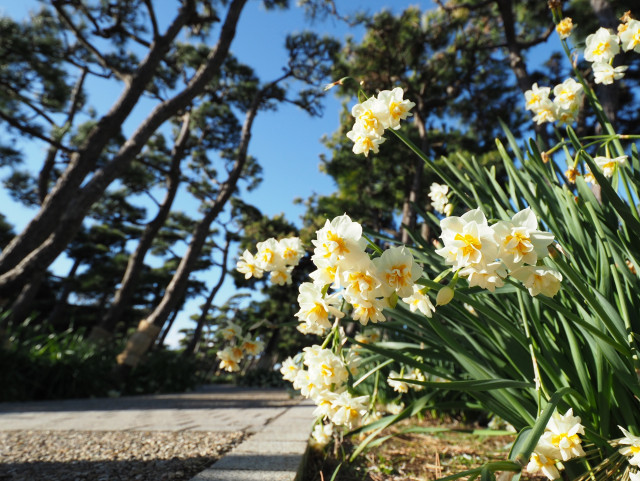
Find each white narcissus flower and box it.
[553,78,583,112]
[277,237,305,266]
[373,87,415,130]
[337,254,387,304]
[387,370,409,393]
[346,124,386,157]
[310,423,333,448]
[459,262,507,293]
[328,391,370,428]
[293,369,326,400]
[618,426,640,466]
[402,284,436,318]
[255,238,284,271]
[312,214,367,265]
[270,265,293,286]
[295,282,345,330]
[510,266,563,297]
[240,337,264,356]
[532,99,557,125]
[428,182,450,214]
[351,298,387,326]
[386,402,404,415]
[594,155,627,177]
[619,18,640,53]
[351,97,386,137]
[525,83,552,112]
[280,356,301,383]
[526,451,561,481]
[304,346,349,390]
[584,27,620,63]
[217,346,242,372]
[373,246,423,298]
[435,208,499,270]
[556,17,574,40]
[592,62,628,85]
[219,321,243,341]
[309,256,338,288]
[538,408,586,462]
[296,321,328,336]
[492,207,555,270]
[630,472,640,481]
[236,250,264,280]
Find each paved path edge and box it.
[188,401,315,481]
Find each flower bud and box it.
[436,286,454,306]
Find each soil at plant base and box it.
[302,414,548,481]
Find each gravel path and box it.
[0,430,245,481]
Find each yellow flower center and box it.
[323,230,349,257]
[454,233,482,257]
[526,92,540,107]
[630,445,640,454]
[593,41,609,56]
[321,363,335,378]
[283,247,297,260]
[551,432,580,447]
[358,110,379,131]
[389,101,404,120]
[309,303,328,320]
[260,248,274,264]
[386,264,410,288]
[505,231,532,257]
[348,272,374,293]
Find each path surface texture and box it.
[0,385,315,481]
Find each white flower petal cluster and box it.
[584,27,620,62]
[436,207,560,297]
[236,236,304,286]
[216,322,265,372]
[556,17,574,40]
[618,426,640,466]
[527,408,585,480]
[593,62,628,85]
[428,182,451,215]
[620,19,640,53]
[524,79,583,126]
[402,284,436,317]
[286,345,368,429]
[594,155,627,178]
[346,87,415,157]
[310,423,334,448]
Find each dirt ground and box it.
[302,414,543,481]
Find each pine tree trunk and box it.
[116,80,263,369]
[91,114,190,338]
[0,2,195,276]
[183,237,231,357]
[0,0,248,295]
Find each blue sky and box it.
[0,0,421,347]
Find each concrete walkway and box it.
[0,385,315,481]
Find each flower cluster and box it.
[436,207,561,297]
[296,214,424,336]
[428,182,452,216]
[527,408,586,480]
[618,425,640,480]
[524,79,584,126]
[236,236,304,286]
[280,346,369,429]
[584,24,630,85]
[387,367,426,393]
[346,87,415,157]
[216,321,265,372]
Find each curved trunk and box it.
[92,113,190,337]
[0,2,194,275]
[0,0,249,295]
[116,81,263,369]
[183,237,231,357]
